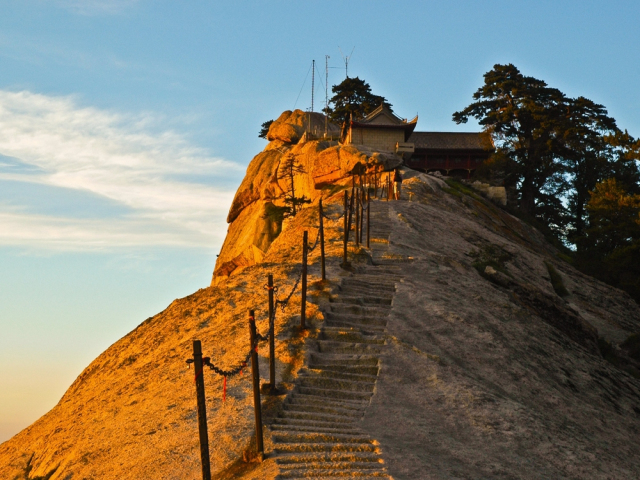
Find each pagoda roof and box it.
[350,104,418,141]
[408,132,491,151]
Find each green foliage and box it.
[258,119,273,139]
[444,178,483,201]
[544,261,569,297]
[575,179,640,303]
[324,77,391,127]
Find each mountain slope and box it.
[2,125,640,479]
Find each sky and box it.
[1,0,640,443]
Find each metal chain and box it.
[307,228,320,253]
[275,267,302,312]
[186,324,270,379]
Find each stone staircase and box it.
[271,199,405,479]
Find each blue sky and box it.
[1,0,640,442]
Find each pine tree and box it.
[277,154,310,217]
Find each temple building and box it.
[345,104,492,178]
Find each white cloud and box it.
[0,90,241,250]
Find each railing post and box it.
[301,231,308,329]
[366,190,370,249]
[267,274,276,393]
[355,188,360,247]
[360,187,364,244]
[342,190,349,268]
[192,340,212,480]
[248,311,264,461]
[319,199,326,281]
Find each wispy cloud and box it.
[0,90,241,250]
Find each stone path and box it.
[271,200,405,479]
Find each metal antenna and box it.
[338,46,355,78]
[325,55,329,137]
[311,59,315,112]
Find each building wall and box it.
[348,127,404,152]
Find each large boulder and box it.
[267,110,340,144]
[311,145,402,188]
[213,112,404,281]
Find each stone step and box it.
[276,452,383,464]
[299,368,378,382]
[276,466,390,478]
[272,431,377,445]
[274,442,380,454]
[323,319,386,333]
[329,295,393,306]
[297,385,374,402]
[270,423,362,435]
[279,410,359,424]
[338,279,397,290]
[308,364,379,376]
[299,376,376,393]
[317,340,385,355]
[287,393,370,410]
[323,310,389,324]
[272,418,361,431]
[326,304,390,316]
[309,353,380,367]
[320,329,385,344]
[335,289,394,300]
[283,403,365,418]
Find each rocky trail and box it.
[271,199,407,479]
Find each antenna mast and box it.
[338,46,355,78]
[325,55,329,137]
[311,59,315,112]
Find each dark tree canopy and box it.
[324,77,391,126]
[455,63,640,303]
[258,120,274,139]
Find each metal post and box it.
[319,199,326,281]
[192,340,212,480]
[301,231,308,329]
[366,190,370,249]
[342,191,348,268]
[248,311,264,461]
[267,274,276,393]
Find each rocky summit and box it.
[2,111,640,479]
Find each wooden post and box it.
[319,199,326,281]
[359,187,364,244]
[355,188,360,247]
[342,191,348,268]
[248,311,264,461]
[192,340,212,480]
[366,190,370,249]
[346,188,354,243]
[387,173,391,201]
[267,274,276,393]
[301,231,308,329]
